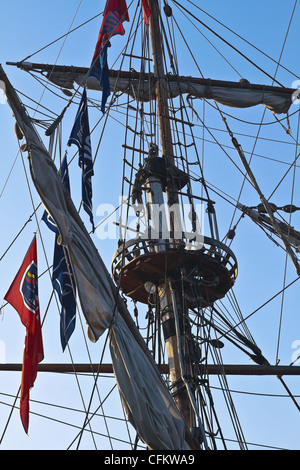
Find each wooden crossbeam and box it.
[0,363,300,376]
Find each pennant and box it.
[52,237,76,351]
[99,42,110,114]
[67,88,95,231]
[141,0,151,25]
[89,0,129,112]
[4,236,44,433]
[42,154,77,351]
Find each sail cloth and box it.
[3,63,190,450]
[1,61,125,341]
[15,62,295,115]
[109,314,189,450]
[29,145,115,341]
[28,136,190,450]
[52,73,292,115]
[4,236,44,433]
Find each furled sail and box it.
[29,139,190,448]
[1,64,136,342]
[237,203,300,252]
[1,64,190,450]
[109,314,189,450]
[8,61,297,114]
[21,146,117,342]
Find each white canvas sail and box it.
[1,63,133,342]
[7,62,296,115]
[1,63,190,449]
[109,314,189,450]
[29,142,190,450]
[29,144,116,341]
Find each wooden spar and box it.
[1,363,300,375]
[6,61,297,95]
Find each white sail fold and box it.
[109,314,188,450]
[2,63,193,449]
[76,74,293,114]
[8,62,294,114]
[29,143,189,450]
[29,145,115,341]
[25,65,294,115]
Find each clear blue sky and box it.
[0,0,299,450]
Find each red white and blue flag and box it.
[4,236,44,433]
[89,0,129,112]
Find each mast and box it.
[146,0,202,445]
[110,1,241,449]
[148,0,173,163]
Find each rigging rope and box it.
[1,0,300,450]
[275,109,300,365]
[171,0,287,87]
[185,0,300,80]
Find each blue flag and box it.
[88,0,129,113]
[42,154,77,351]
[52,234,76,351]
[67,88,95,232]
[89,42,110,114]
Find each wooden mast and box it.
[146,0,207,447]
[148,0,173,163]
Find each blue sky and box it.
[0,0,299,450]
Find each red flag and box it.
[141,0,151,25]
[4,236,44,433]
[91,0,129,66]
